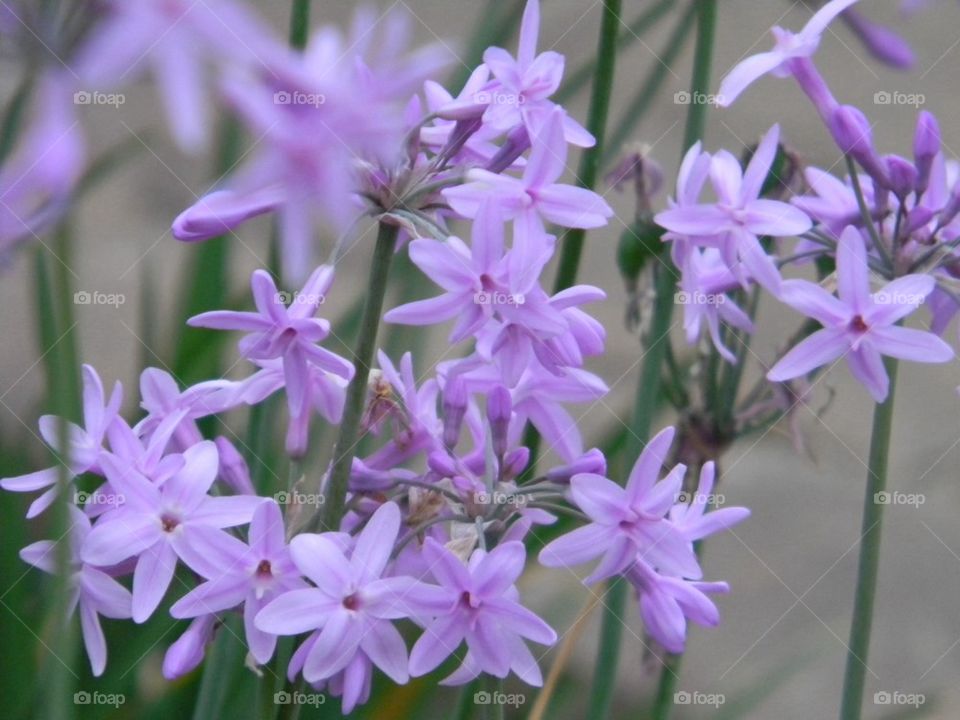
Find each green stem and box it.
[521,0,621,482]
[839,357,898,720]
[602,2,697,165]
[33,229,82,720]
[629,2,717,719]
[557,0,674,104]
[288,0,312,50]
[551,0,623,294]
[587,577,628,718]
[320,222,398,530]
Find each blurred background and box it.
[2,1,960,718]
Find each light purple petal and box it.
[303,609,360,681]
[870,326,954,363]
[290,534,353,592]
[255,588,339,635]
[717,50,786,107]
[359,619,409,683]
[79,601,108,676]
[81,514,162,567]
[485,597,557,644]
[626,425,676,502]
[569,474,628,523]
[767,327,849,381]
[846,344,889,402]
[132,541,178,622]
[410,613,467,676]
[538,523,615,568]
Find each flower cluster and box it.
[653,0,956,403]
[2,0,751,713]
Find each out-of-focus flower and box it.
[0,72,85,259]
[72,0,274,150]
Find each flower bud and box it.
[913,111,940,195]
[442,376,468,448]
[485,124,530,174]
[829,105,890,187]
[163,615,216,680]
[546,448,607,484]
[486,385,512,458]
[884,155,917,201]
[214,436,255,495]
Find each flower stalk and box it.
[839,357,899,720]
[320,221,399,530]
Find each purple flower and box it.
[171,8,448,280]
[656,125,811,291]
[443,109,613,237]
[408,538,557,686]
[670,462,750,542]
[134,368,236,451]
[188,266,353,456]
[256,503,451,711]
[676,248,754,363]
[768,226,954,401]
[72,0,272,150]
[1,364,120,518]
[716,0,858,107]
[538,426,700,582]
[444,358,607,463]
[171,499,304,664]
[840,7,916,70]
[0,72,85,260]
[478,0,593,146]
[791,167,870,238]
[20,507,132,676]
[625,559,729,655]
[81,441,262,622]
